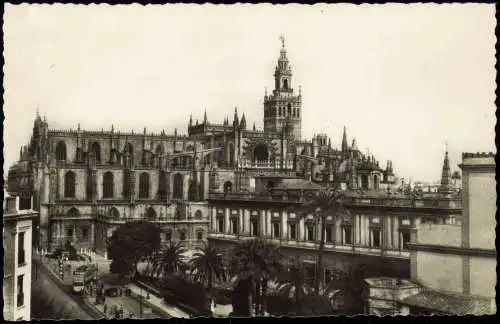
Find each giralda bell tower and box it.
[263,35,302,140]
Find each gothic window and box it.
[287,103,292,116]
[56,141,67,161]
[283,79,289,90]
[194,210,203,219]
[228,143,235,166]
[139,172,150,198]
[173,173,183,199]
[91,142,101,164]
[297,110,300,118]
[158,171,168,199]
[64,171,76,198]
[103,172,114,198]
[197,230,203,241]
[278,107,282,117]
[180,230,187,241]
[361,175,369,190]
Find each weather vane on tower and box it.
[279,34,285,48]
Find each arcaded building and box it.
[8,38,461,276]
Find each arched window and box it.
[103,172,114,198]
[92,142,101,164]
[139,172,150,198]
[67,207,80,217]
[64,171,76,198]
[158,170,168,200]
[173,173,183,199]
[194,210,203,219]
[56,141,67,161]
[109,207,120,220]
[283,79,289,90]
[146,207,156,220]
[196,230,203,241]
[228,143,235,166]
[361,175,369,190]
[373,174,379,190]
[287,103,292,116]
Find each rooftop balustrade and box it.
[208,189,463,210]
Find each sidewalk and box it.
[126,283,190,318]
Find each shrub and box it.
[162,275,209,312]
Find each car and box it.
[105,287,120,297]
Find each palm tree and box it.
[189,242,227,298]
[293,188,350,292]
[230,239,283,316]
[151,241,187,280]
[275,261,314,314]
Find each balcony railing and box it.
[208,233,410,259]
[208,191,462,209]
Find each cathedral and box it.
[8,38,460,277]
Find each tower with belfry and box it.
[263,35,302,140]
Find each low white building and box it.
[3,190,38,321]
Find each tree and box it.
[189,241,227,298]
[293,188,350,292]
[107,221,161,278]
[229,239,283,316]
[151,241,187,279]
[276,261,314,312]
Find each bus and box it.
[72,264,98,294]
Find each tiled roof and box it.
[401,289,494,315]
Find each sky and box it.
[3,3,496,182]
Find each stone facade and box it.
[7,37,462,280]
[3,192,37,321]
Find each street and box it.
[32,257,96,320]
